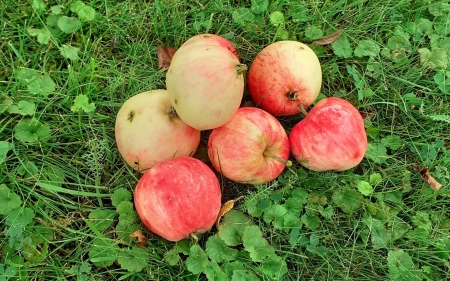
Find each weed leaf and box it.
[313,29,344,45]
[387,250,421,281]
[14,118,51,144]
[111,188,132,207]
[71,94,96,113]
[269,11,284,26]
[186,244,209,274]
[331,35,352,58]
[204,261,227,281]
[7,100,36,116]
[59,45,80,60]
[243,225,275,262]
[0,142,13,165]
[354,40,380,57]
[251,0,268,15]
[0,185,22,216]
[58,16,81,33]
[205,234,238,263]
[216,196,244,230]
[117,247,148,272]
[332,188,363,213]
[218,210,254,246]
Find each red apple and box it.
[208,107,291,185]
[289,97,367,172]
[247,41,322,116]
[115,90,200,173]
[134,157,222,242]
[176,33,238,59]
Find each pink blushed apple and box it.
[247,40,322,116]
[134,157,221,242]
[289,97,367,172]
[176,33,238,59]
[207,107,291,185]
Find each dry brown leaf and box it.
[130,229,148,248]
[414,166,443,191]
[157,45,177,70]
[215,196,244,230]
[313,29,344,45]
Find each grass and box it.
[1,0,450,280]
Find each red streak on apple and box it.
[134,157,221,242]
[208,107,290,185]
[289,97,367,172]
[176,33,238,60]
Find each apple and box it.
[176,33,238,59]
[289,97,367,172]
[114,89,201,173]
[166,44,246,130]
[247,40,322,116]
[207,107,291,185]
[134,157,221,242]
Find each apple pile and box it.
[114,34,368,242]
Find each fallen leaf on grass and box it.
[130,229,148,248]
[215,196,244,230]
[313,29,344,45]
[157,45,177,70]
[413,166,443,191]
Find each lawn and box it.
[1,0,450,280]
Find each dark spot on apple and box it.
[128,111,135,122]
[299,46,304,50]
[174,99,178,104]
[134,161,139,165]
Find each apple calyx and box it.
[263,150,292,167]
[236,64,248,75]
[298,104,308,116]
[286,90,298,101]
[166,105,179,119]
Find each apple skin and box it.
[207,107,291,185]
[289,97,367,172]
[134,157,221,242]
[166,45,246,131]
[114,90,201,173]
[247,40,322,116]
[176,34,238,59]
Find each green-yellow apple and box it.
[166,45,246,130]
[289,97,367,172]
[134,157,221,242]
[247,41,322,116]
[207,107,291,185]
[114,89,200,173]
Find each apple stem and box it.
[298,104,308,117]
[190,233,199,242]
[166,105,178,119]
[236,64,248,75]
[263,151,292,167]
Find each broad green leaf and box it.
[387,250,421,281]
[364,218,387,250]
[14,118,51,144]
[22,233,49,262]
[381,135,403,150]
[434,15,450,37]
[434,238,450,260]
[387,217,410,242]
[358,88,373,100]
[0,185,22,216]
[232,8,255,25]
[32,0,46,12]
[204,261,227,281]
[290,187,308,205]
[354,40,380,57]
[289,4,309,23]
[244,198,263,217]
[304,25,323,41]
[163,248,180,266]
[59,45,80,61]
[387,35,411,52]
[7,100,36,116]
[111,188,132,207]
[320,205,334,219]
[428,3,450,17]
[218,210,254,246]
[115,221,139,243]
[275,27,289,40]
[231,269,260,281]
[57,16,81,33]
[259,254,288,279]
[205,234,238,263]
[71,94,96,113]
[411,211,432,232]
[15,68,40,85]
[117,247,148,272]
[186,244,209,274]
[6,207,35,227]
[365,143,388,164]
[283,197,304,216]
[17,161,39,178]
[27,27,52,44]
[242,225,275,262]
[301,214,320,230]
[39,165,64,187]
[269,11,284,26]
[26,75,56,96]
[0,142,13,165]
[51,5,64,15]
[88,209,115,231]
[251,0,268,14]
[331,35,352,58]
[357,181,373,196]
[433,70,450,94]
[222,261,245,278]
[369,173,383,185]
[332,188,363,213]
[0,97,13,113]
[70,1,96,22]
[415,18,433,36]
[263,204,288,228]
[88,239,120,267]
[418,48,448,69]
[289,228,300,246]
[282,213,302,229]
